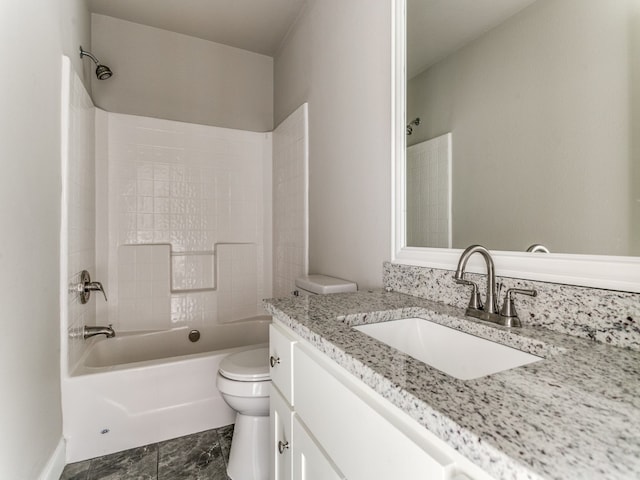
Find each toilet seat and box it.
[216,373,270,397]
[219,347,270,382]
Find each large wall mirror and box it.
[393,0,640,292]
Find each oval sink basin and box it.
[354,317,542,380]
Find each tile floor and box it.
[59,425,233,480]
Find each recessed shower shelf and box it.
[170,288,217,294]
[171,251,216,292]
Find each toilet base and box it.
[227,413,269,480]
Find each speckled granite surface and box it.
[383,262,640,351]
[264,291,640,480]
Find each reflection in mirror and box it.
[405,0,640,256]
[406,133,452,248]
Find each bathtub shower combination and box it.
[61,48,309,463]
[64,317,270,461]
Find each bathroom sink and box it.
[354,317,542,380]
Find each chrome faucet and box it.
[454,245,536,327]
[83,324,115,339]
[455,245,498,315]
[526,244,550,253]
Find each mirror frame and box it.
[391,0,640,293]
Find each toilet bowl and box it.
[216,346,270,480]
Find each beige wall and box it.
[407,0,634,255]
[0,0,90,477]
[274,0,393,289]
[61,0,93,94]
[632,2,640,256]
[91,14,274,132]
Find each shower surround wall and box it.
[61,56,97,374]
[95,112,272,332]
[273,103,309,297]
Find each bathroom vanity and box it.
[265,290,640,480]
[269,321,493,480]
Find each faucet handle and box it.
[86,281,108,302]
[500,288,537,326]
[77,270,108,304]
[455,278,483,310]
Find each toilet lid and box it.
[219,347,270,381]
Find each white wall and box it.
[91,14,274,132]
[0,1,90,478]
[274,0,393,289]
[407,0,634,255]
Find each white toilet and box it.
[217,347,271,480]
[217,275,356,480]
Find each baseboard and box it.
[38,438,66,480]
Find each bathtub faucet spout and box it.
[83,324,115,340]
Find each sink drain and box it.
[188,329,200,342]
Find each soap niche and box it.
[171,251,216,292]
[117,243,259,326]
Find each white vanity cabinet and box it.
[269,322,493,480]
[269,322,296,404]
[292,416,345,480]
[271,389,345,480]
[270,385,294,480]
[270,324,344,480]
[270,324,295,480]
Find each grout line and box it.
[155,441,159,480]
[86,456,94,480]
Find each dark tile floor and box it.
[59,425,234,480]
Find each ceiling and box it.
[407,0,538,78]
[86,0,307,56]
[87,0,537,72]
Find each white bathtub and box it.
[62,316,270,462]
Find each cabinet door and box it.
[269,323,296,404]
[294,345,457,480]
[270,386,293,480]
[292,416,344,480]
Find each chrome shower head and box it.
[406,117,421,136]
[79,46,113,80]
[95,64,113,80]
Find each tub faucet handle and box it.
[86,281,108,302]
[77,270,108,304]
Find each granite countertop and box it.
[263,291,640,480]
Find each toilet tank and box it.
[294,275,357,296]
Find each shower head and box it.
[79,46,113,80]
[95,64,113,80]
[406,117,421,135]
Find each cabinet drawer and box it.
[294,344,457,480]
[269,323,296,404]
